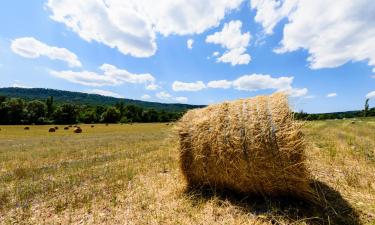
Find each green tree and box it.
[115,101,125,118]
[0,96,6,104]
[364,98,369,117]
[46,96,54,118]
[53,104,79,124]
[26,100,46,124]
[80,109,98,124]
[101,107,121,123]
[6,98,26,124]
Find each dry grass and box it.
[0,120,374,224]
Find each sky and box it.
[0,0,374,113]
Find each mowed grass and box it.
[0,120,374,224]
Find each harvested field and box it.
[0,121,374,224]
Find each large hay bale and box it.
[48,127,56,132]
[64,127,69,130]
[176,93,313,200]
[73,127,82,133]
[24,127,30,130]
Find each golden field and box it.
[0,120,374,224]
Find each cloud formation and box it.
[47,0,243,57]
[251,0,375,71]
[172,81,206,92]
[207,80,232,89]
[206,20,251,65]
[155,91,188,103]
[50,64,155,87]
[187,39,194,49]
[327,93,337,98]
[86,89,123,98]
[366,91,375,99]
[11,37,82,67]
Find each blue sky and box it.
[0,0,374,113]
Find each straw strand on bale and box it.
[176,93,315,200]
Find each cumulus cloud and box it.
[327,93,337,98]
[172,81,206,92]
[47,0,243,57]
[145,83,160,90]
[86,89,123,98]
[251,0,375,71]
[141,94,151,100]
[11,37,82,67]
[155,91,188,103]
[187,39,194,49]
[50,64,155,87]
[173,74,307,97]
[206,20,251,65]
[207,80,232,89]
[366,91,375,99]
[175,96,188,103]
[232,74,292,91]
[156,91,172,100]
[217,47,251,66]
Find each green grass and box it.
[0,120,374,224]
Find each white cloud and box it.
[366,91,375,99]
[327,93,337,98]
[252,0,375,71]
[282,87,308,97]
[187,39,194,49]
[50,64,155,87]
[172,81,206,92]
[175,96,188,103]
[11,37,82,67]
[207,80,232,89]
[232,74,293,91]
[156,91,172,100]
[141,94,151,100]
[155,91,188,103]
[12,81,32,89]
[212,51,220,57]
[86,89,123,98]
[217,47,251,66]
[250,0,297,35]
[206,20,251,65]
[145,83,160,90]
[47,0,243,57]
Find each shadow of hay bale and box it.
[185,181,360,225]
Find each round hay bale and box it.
[105,123,109,126]
[64,127,69,130]
[24,127,30,130]
[73,127,82,133]
[68,125,73,127]
[48,127,56,132]
[176,93,314,200]
[91,125,95,128]
[54,126,59,130]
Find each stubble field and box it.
[0,119,374,224]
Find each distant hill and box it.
[0,87,204,112]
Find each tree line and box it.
[295,98,374,120]
[0,96,183,125]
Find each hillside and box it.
[0,87,203,112]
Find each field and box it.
[0,120,374,224]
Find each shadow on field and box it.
[185,181,360,225]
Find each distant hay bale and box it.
[106,123,109,126]
[176,93,314,200]
[64,127,69,130]
[54,126,59,130]
[24,127,30,130]
[73,127,82,133]
[73,125,77,128]
[48,127,56,132]
[91,125,95,128]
